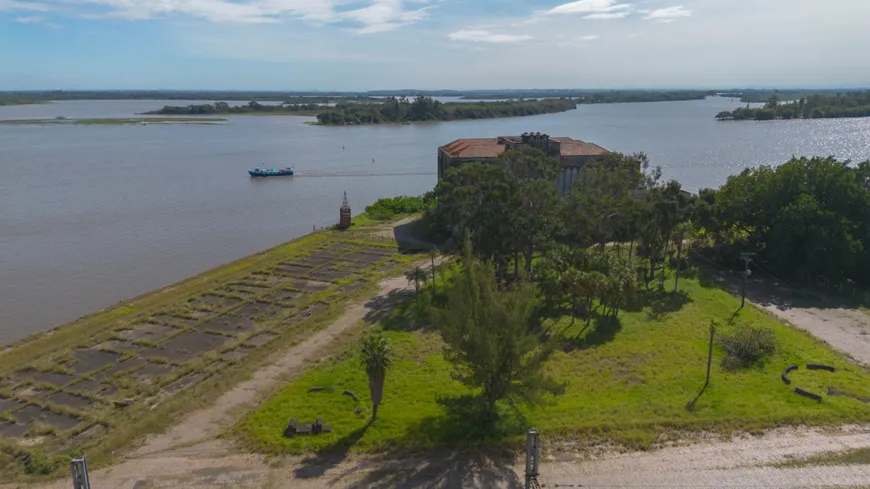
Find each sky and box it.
[1,0,869,90]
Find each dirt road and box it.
[16,424,870,488]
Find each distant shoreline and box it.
[0,117,227,126]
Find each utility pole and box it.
[71,457,91,489]
[740,253,755,308]
[525,429,541,489]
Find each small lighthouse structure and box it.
[338,191,352,229]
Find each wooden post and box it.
[705,321,715,389]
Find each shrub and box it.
[365,195,427,221]
[718,324,776,371]
[22,451,62,476]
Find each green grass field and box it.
[240,273,870,454]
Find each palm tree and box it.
[361,335,393,422]
[404,267,428,294]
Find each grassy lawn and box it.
[240,273,870,454]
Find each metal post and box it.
[71,457,91,489]
[525,429,540,489]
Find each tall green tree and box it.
[404,267,429,294]
[360,335,393,422]
[430,241,564,415]
[496,147,562,276]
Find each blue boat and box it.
[249,167,294,177]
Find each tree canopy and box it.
[708,156,870,285]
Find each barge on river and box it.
[249,167,294,177]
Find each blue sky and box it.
[1,0,869,90]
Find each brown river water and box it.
[2,97,869,344]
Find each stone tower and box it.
[339,191,352,229]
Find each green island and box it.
[314,96,577,125]
[144,97,578,125]
[2,147,870,481]
[460,90,711,103]
[0,117,226,126]
[718,88,870,103]
[144,101,324,117]
[716,90,870,120]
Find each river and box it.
[1,97,869,344]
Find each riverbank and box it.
[0,117,226,125]
[0,214,423,480]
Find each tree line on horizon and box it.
[462,90,711,102]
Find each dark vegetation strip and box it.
[716,90,870,120]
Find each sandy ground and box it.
[9,259,870,489]
[707,264,870,365]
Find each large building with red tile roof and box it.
[437,133,609,197]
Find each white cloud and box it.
[448,29,533,43]
[645,6,691,21]
[22,0,429,30]
[0,0,50,11]
[546,0,630,16]
[584,11,629,19]
[15,14,59,26]
[548,33,599,46]
[342,0,429,34]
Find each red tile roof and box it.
[440,138,506,159]
[440,136,607,160]
[558,141,608,157]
